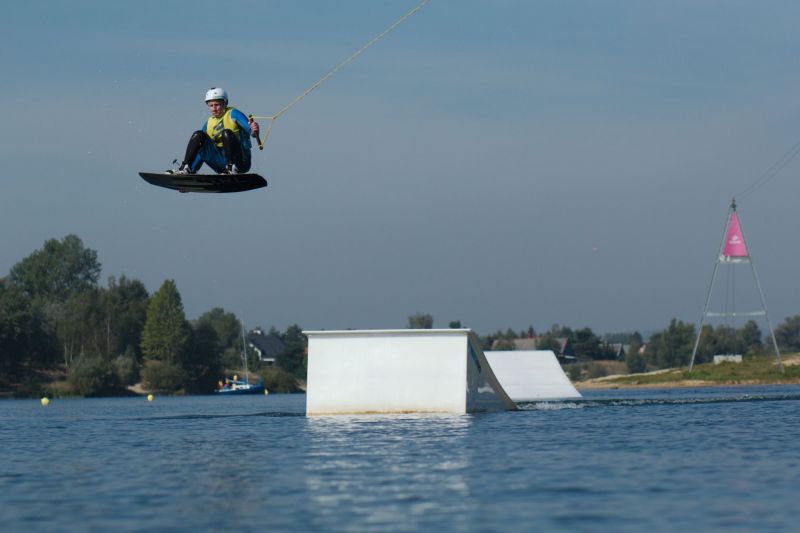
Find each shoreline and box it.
[576,378,800,390]
[574,354,800,390]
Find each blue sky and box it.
[2,1,800,335]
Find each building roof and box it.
[610,343,626,357]
[512,338,539,350]
[490,336,573,355]
[247,333,286,360]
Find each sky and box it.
[2,1,800,337]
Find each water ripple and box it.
[518,392,800,410]
[2,386,800,531]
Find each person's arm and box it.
[230,109,253,136]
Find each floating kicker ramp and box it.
[304,329,518,415]
[484,350,581,401]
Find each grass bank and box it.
[577,353,800,389]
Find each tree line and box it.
[0,235,306,397]
[4,237,800,397]
[408,312,800,375]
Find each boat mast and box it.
[241,318,249,383]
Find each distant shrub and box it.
[141,361,185,392]
[587,363,608,379]
[567,364,582,381]
[113,354,140,386]
[625,351,647,374]
[68,357,122,397]
[221,347,242,370]
[493,339,515,350]
[261,366,300,393]
[13,377,45,398]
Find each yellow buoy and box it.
[41,397,50,406]
[264,389,269,396]
[147,394,154,402]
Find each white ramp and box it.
[484,350,581,401]
[305,329,517,415]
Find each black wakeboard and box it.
[139,172,267,193]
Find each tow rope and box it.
[250,0,430,151]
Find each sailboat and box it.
[215,323,266,395]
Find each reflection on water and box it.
[304,415,472,528]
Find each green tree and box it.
[628,331,643,349]
[738,320,763,355]
[52,289,104,367]
[625,331,647,374]
[184,322,223,393]
[141,360,185,392]
[537,331,562,353]
[140,280,191,365]
[694,324,716,364]
[625,350,647,373]
[695,321,764,362]
[604,331,636,344]
[67,356,123,396]
[0,279,56,378]
[48,278,148,368]
[104,276,149,360]
[492,338,515,350]
[408,313,434,329]
[260,366,301,393]
[648,319,696,368]
[480,327,520,350]
[714,325,740,355]
[773,315,800,352]
[573,327,600,359]
[567,364,581,381]
[503,327,518,339]
[625,331,643,365]
[113,349,140,386]
[548,324,574,339]
[195,307,241,369]
[448,320,462,329]
[276,324,307,379]
[9,235,101,303]
[597,341,620,360]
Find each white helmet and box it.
[204,87,228,103]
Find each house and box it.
[608,343,626,360]
[246,329,286,365]
[490,336,576,361]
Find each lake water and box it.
[2,385,799,532]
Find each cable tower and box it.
[689,199,783,372]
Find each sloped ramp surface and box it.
[485,350,581,401]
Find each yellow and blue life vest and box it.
[203,107,252,150]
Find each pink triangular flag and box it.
[723,212,749,257]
